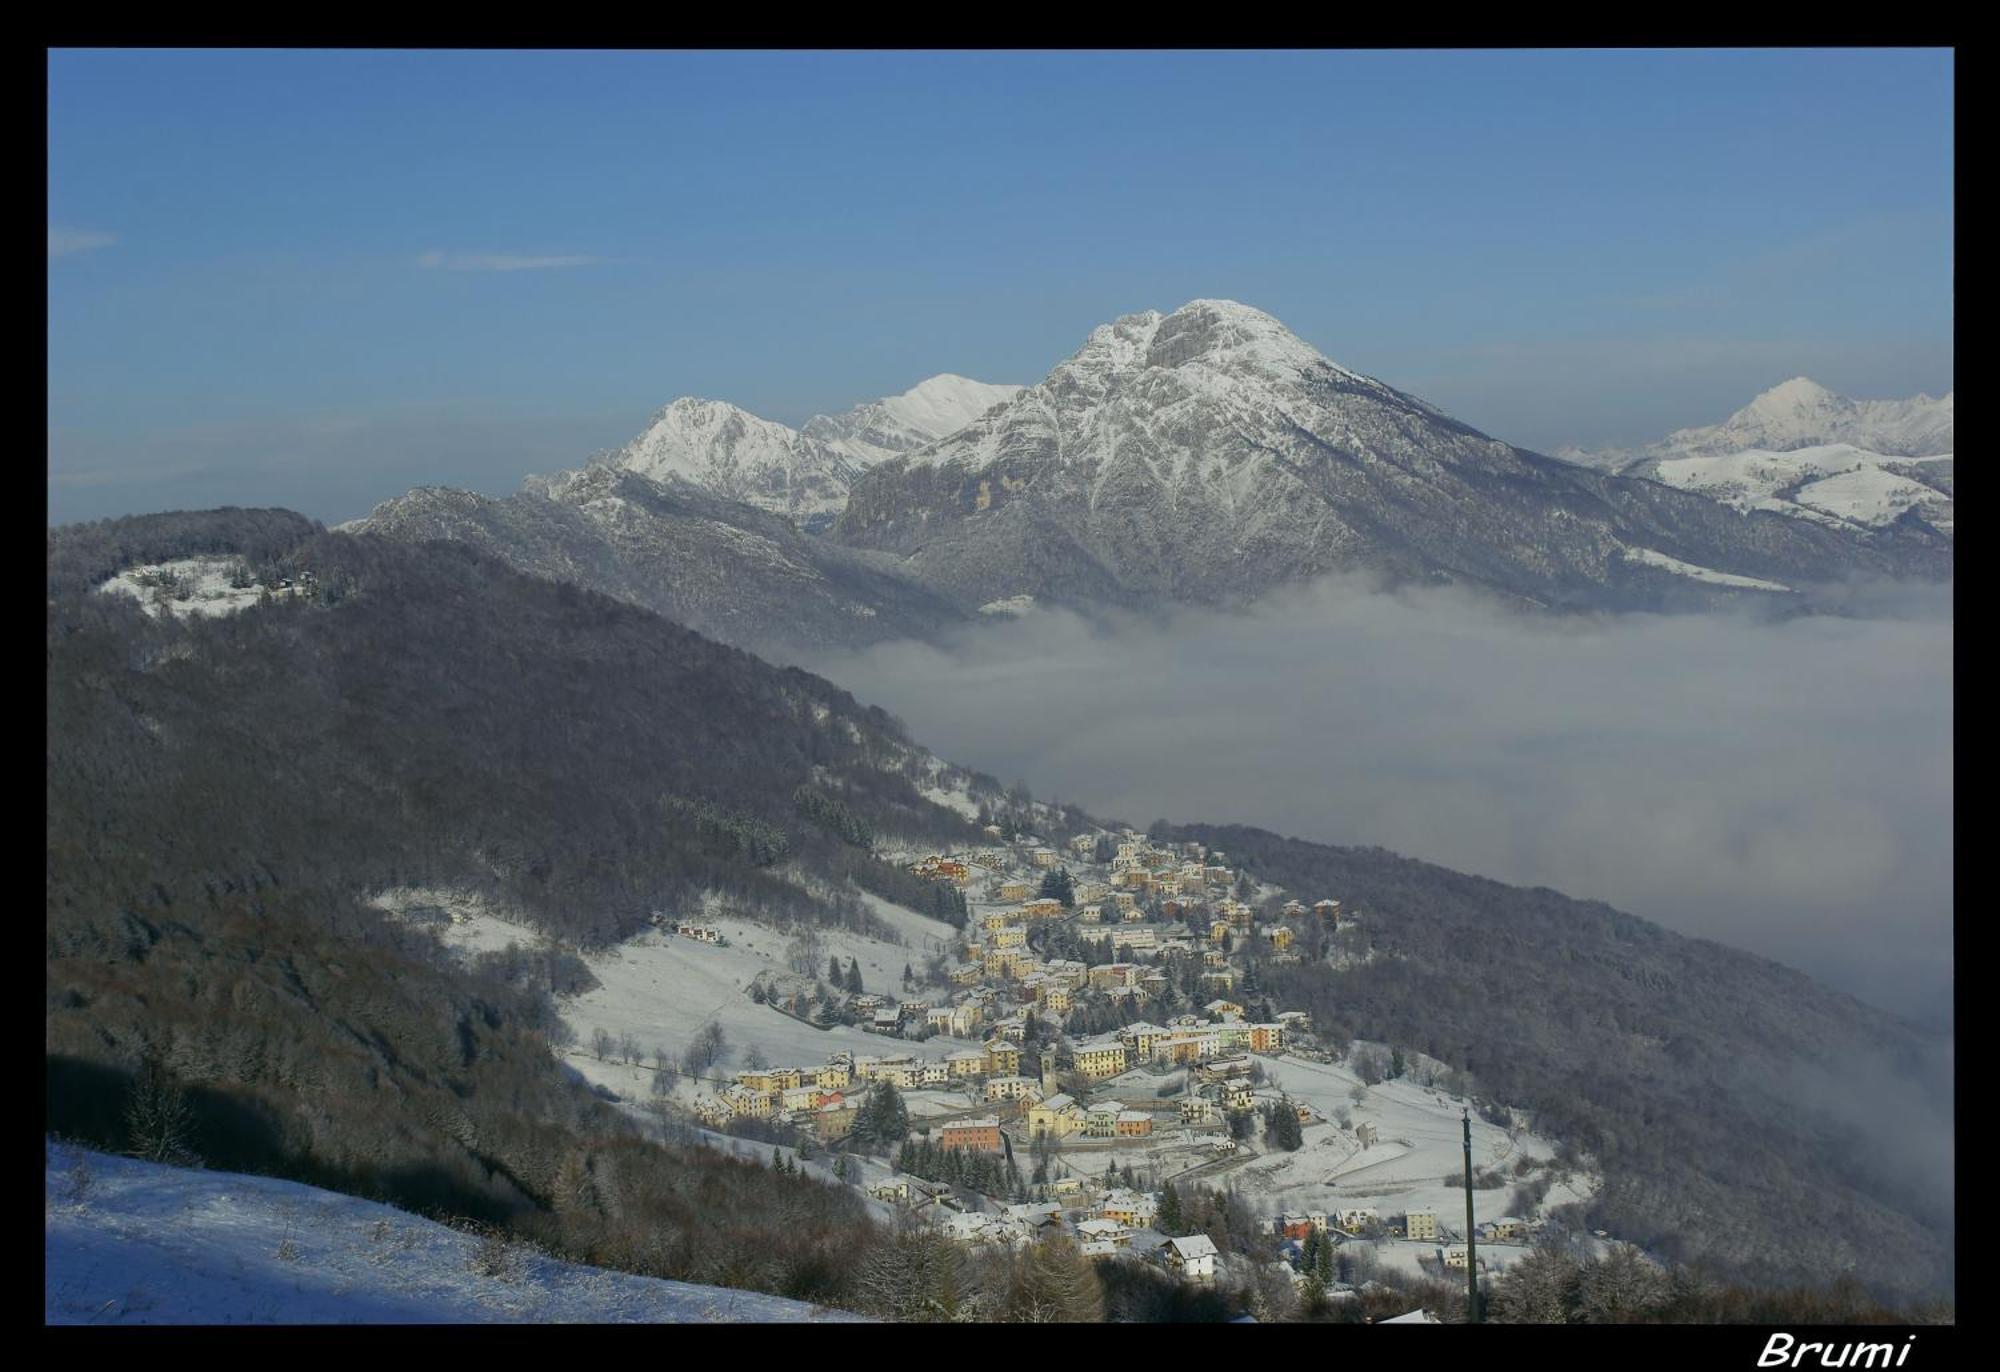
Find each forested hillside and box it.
[46,511,984,1306]
[1155,823,1954,1298]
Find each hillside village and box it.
[456,803,1604,1306]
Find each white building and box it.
[1165,1233,1218,1280]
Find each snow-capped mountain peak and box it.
[831,301,1953,612]
[607,396,859,526]
[1604,377,1954,465]
[1707,377,1852,443]
[529,373,1028,530]
[1143,298,1346,377]
[804,373,1025,465]
[874,373,1023,438]
[1554,377,1955,539]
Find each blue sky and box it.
[48,49,1953,525]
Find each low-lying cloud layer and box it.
[806,576,1953,1029]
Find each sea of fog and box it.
[803,575,1954,1033]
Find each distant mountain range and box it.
[1562,377,1953,468]
[1556,378,1953,539]
[831,301,1950,615]
[347,300,1952,653]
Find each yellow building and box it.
[1027,1094,1082,1138]
[1074,1042,1130,1080]
[985,1041,1022,1076]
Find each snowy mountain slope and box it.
[345,469,972,654]
[804,374,1025,466]
[45,1145,863,1325]
[832,300,1951,613]
[1647,443,1954,537]
[1555,379,1957,539]
[343,373,1029,653]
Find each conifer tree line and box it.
[894,1137,1025,1200]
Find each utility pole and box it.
[1462,1108,1481,1323]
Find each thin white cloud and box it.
[417,249,600,272]
[49,227,117,260]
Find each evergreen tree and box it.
[125,1049,197,1166]
[856,1080,910,1153]
[847,958,864,994]
[1158,1183,1185,1237]
[829,954,844,984]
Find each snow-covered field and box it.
[44,1144,863,1324]
[1252,1053,1593,1227]
[1617,546,1793,593]
[1650,444,1953,534]
[1086,1049,1595,1257]
[97,557,273,619]
[369,884,974,1107]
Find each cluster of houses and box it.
[648,911,724,944]
[689,826,1353,1148]
[1267,1206,1537,1268]
[872,1177,1221,1278]
[675,823,1390,1285]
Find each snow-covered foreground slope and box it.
[44,1144,864,1324]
